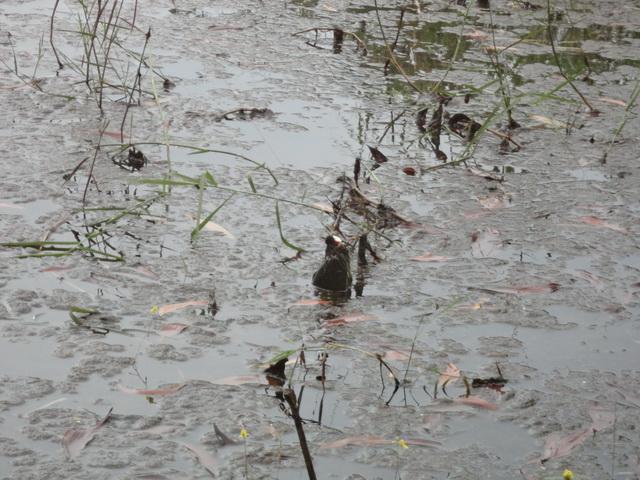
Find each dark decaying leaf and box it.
[62,407,113,458]
[368,145,389,163]
[213,423,238,446]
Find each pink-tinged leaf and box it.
[159,323,190,337]
[118,383,186,395]
[318,436,390,450]
[295,299,331,306]
[570,269,604,289]
[63,408,113,458]
[464,29,488,40]
[477,194,507,209]
[212,375,267,386]
[519,469,541,480]
[101,131,130,140]
[312,203,334,213]
[438,363,460,388]
[471,228,503,258]
[322,313,380,326]
[573,216,627,233]
[420,414,445,434]
[180,442,219,477]
[322,3,338,11]
[597,97,626,107]
[472,284,561,295]
[453,396,499,411]
[410,254,453,262]
[135,265,160,280]
[607,383,640,408]
[383,350,411,361]
[41,266,75,272]
[588,402,614,432]
[530,429,591,463]
[158,301,208,316]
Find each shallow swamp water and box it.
[1,0,639,479]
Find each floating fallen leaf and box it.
[117,383,186,395]
[214,423,238,446]
[63,408,113,458]
[0,202,24,209]
[383,350,411,361]
[477,194,507,209]
[368,145,389,163]
[410,254,453,262]
[180,442,219,477]
[420,414,445,433]
[41,266,75,272]
[528,429,591,463]
[471,228,503,258]
[470,284,560,295]
[438,363,460,388]
[402,167,417,176]
[597,97,626,107]
[588,401,614,432]
[185,214,234,238]
[464,29,488,39]
[322,313,379,326]
[212,375,266,386]
[570,269,604,289]
[101,130,130,139]
[159,323,190,337]
[519,468,541,480]
[606,383,640,408]
[318,436,389,450]
[322,3,338,11]
[158,301,208,316]
[573,216,627,233]
[295,299,331,306]
[312,203,334,213]
[134,265,160,280]
[453,396,499,411]
[527,114,569,129]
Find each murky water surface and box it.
[1,0,639,479]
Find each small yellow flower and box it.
[150,305,158,313]
[563,470,574,480]
[392,438,409,449]
[240,429,250,438]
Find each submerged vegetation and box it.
[1,0,638,478]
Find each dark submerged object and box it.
[312,235,352,292]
